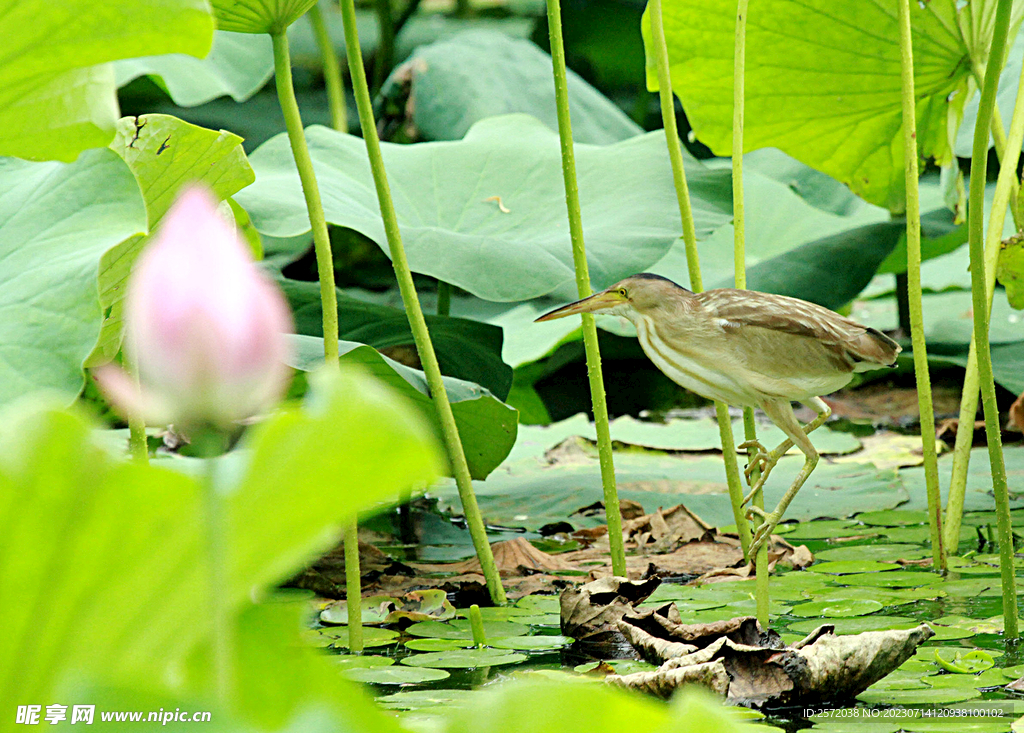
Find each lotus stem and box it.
[965,0,1017,638]
[897,0,943,569]
[647,0,753,558]
[544,0,626,577]
[337,0,507,603]
[944,35,1024,557]
[271,27,357,650]
[308,2,348,134]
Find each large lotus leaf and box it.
[114,31,274,106]
[211,0,317,33]
[236,115,734,302]
[647,169,893,308]
[380,30,642,144]
[280,278,512,399]
[434,451,907,531]
[0,151,145,408]
[0,0,213,161]
[643,0,974,211]
[289,335,517,480]
[87,115,256,367]
[851,290,1024,346]
[0,368,439,704]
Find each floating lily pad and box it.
[879,524,977,545]
[924,626,975,641]
[789,599,884,618]
[317,626,399,649]
[321,595,400,625]
[814,544,930,562]
[454,606,533,621]
[403,638,476,652]
[332,655,395,671]
[778,520,867,540]
[400,648,527,669]
[489,635,573,651]
[808,716,902,733]
[786,616,917,636]
[924,668,1008,688]
[932,615,1021,635]
[806,585,943,607]
[515,595,561,613]
[896,717,1016,733]
[513,614,561,626]
[857,686,982,705]
[925,671,1003,692]
[931,650,997,677]
[342,666,451,685]
[856,510,930,526]
[405,619,530,640]
[377,689,478,710]
[1002,663,1024,680]
[808,561,900,575]
[863,669,931,691]
[573,659,659,675]
[834,570,943,588]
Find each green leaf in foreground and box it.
[114,30,274,107]
[0,0,214,161]
[0,151,146,409]
[237,115,733,302]
[289,335,517,480]
[643,0,969,211]
[380,30,642,145]
[0,366,439,704]
[997,234,1024,309]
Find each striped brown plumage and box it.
[535,272,902,555]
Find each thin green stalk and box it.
[730,0,767,625]
[271,28,358,649]
[343,519,363,652]
[195,431,231,703]
[271,32,340,364]
[545,0,626,577]
[965,0,1017,638]
[308,2,348,134]
[648,0,750,556]
[372,0,395,93]
[437,281,451,316]
[944,43,1024,555]
[744,409,768,626]
[337,0,507,603]
[125,353,148,462]
[897,0,944,570]
[970,66,1024,231]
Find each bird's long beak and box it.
[535,289,626,322]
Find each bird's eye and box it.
[618,288,628,297]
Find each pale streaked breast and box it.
[634,315,761,407]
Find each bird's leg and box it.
[746,399,822,556]
[740,397,831,504]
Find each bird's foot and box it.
[745,507,781,557]
[738,439,769,485]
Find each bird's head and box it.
[534,273,690,323]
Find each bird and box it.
[535,273,901,556]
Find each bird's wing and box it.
[698,289,900,366]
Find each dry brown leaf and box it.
[1010,392,1024,433]
[409,537,577,577]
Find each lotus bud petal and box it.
[98,187,294,431]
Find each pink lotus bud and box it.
[95,187,294,431]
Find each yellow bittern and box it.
[536,273,901,554]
